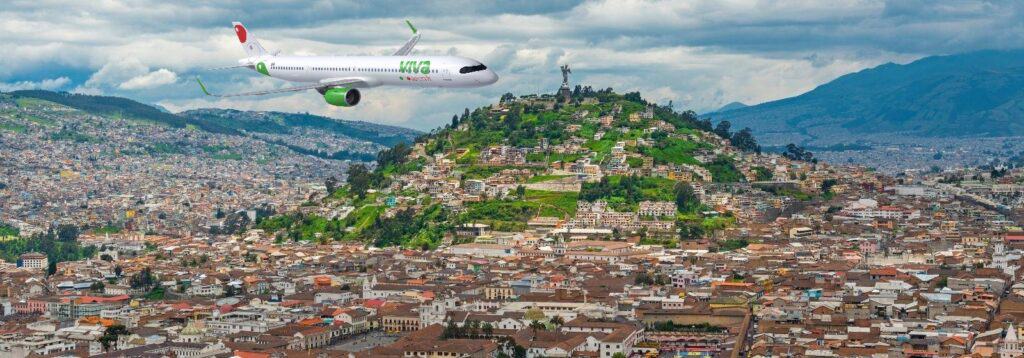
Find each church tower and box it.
[1002,322,1023,358]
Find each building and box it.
[638,201,677,217]
[20,252,48,270]
[447,243,516,257]
[789,227,814,239]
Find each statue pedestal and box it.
[558,85,571,103]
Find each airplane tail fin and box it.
[232,22,269,58]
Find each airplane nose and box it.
[485,71,498,84]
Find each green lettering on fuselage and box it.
[399,60,431,75]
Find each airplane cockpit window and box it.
[459,64,487,74]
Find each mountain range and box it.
[5,90,421,155]
[710,49,1024,146]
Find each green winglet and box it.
[195,77,211,96]
[406,20,417,34]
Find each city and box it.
[4,82,1024,357]
[3,2,1024,358]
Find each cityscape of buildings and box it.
[3,89,1024,358]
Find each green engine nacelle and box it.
[322,87,361,107]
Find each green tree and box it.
[730,127,760,153]
[55,224,80,242]
[529,320,546,332]
[713,120,732,138]
[674,183,700,213]
[98,324,129,351]
[678,222,705,241]
[346,164,372,198]
[550,315,565,326]
[325,176,340,195]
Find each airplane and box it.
[196,21,498,107]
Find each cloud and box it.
[3,1,1024,129]
[0,77,71,91]
[119,69,178,90]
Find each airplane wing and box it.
[206,64,254,71]
[196,77,363,97]
[393,20,421,56]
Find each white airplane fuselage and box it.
[246,55,498,88]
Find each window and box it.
[459,64,487,74]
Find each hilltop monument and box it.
[558,64,572,103]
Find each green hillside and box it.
[256,88,757,248]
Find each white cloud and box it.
[0,77,71,91]
[2,1,1022,129]
[119,69,178,90]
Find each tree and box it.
[346,164,372,198]
[47,260,57,276]
[129,267,155,289]
[224,284,238,297]
[377,142,412,168]
[524,307,546,321]
[482,322,494,337]
[515,185,526,198]
[529,320,546,332]
[678,222,705,241]
[91,281,105,292]
[114,265,123,277]
[550,315,565,326]
[100,254,113,262]
[55,224,80,242]
[442,320,463,339]
[674,183,699,213]
[713,120,732,139]
[99,324,129,351]
[783,143,814,162]
[325,176,340,194]
[821,179,838,194]
[513,345,527,358]
[730,127,760,153]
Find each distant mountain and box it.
[713,50,1024,146]
[6,90,421,148]
[715,102,748,113]
[180,108,420,147]
[8,90,242,134]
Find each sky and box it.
[2,0,1023,131]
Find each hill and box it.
[714,102,747,113]
[253,89,786,249]
[179,108,419,148]
[4,90,421,160]
[712,49,1024,146]
[9,90,239,134]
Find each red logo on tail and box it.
[234,24,247,43]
